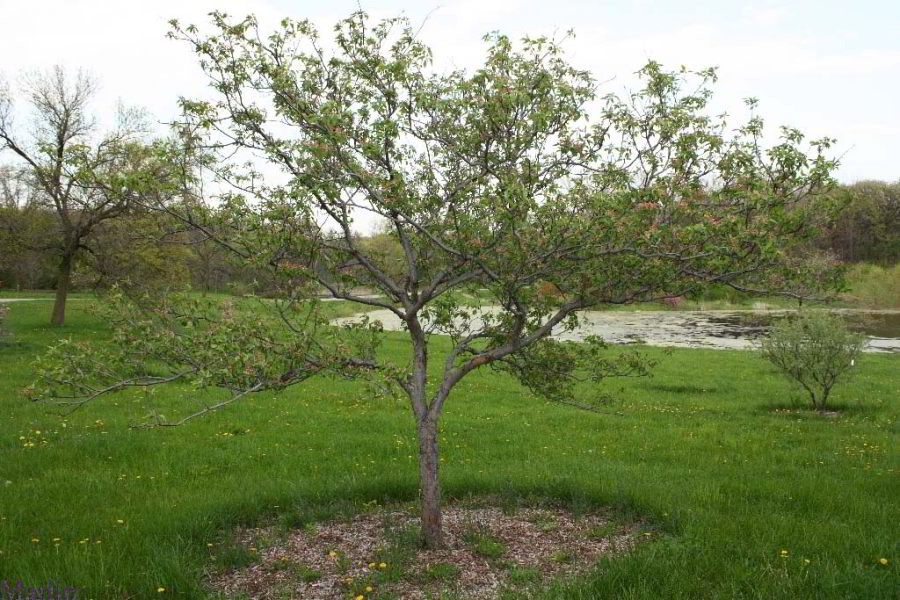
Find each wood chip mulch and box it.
[207,504,641,599]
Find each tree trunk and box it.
[407,316,443,548]
[51,253,73,326]
[417,415,442,548]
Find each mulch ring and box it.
[207,503,647,599]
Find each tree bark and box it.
[51,252,73,326]
[417,414,442,548]
[406,316,444,548]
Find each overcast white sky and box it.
[1,0,898,184]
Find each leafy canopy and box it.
[32,10,840,422]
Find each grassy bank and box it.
[0,298,897,598]
[842,263,900,309]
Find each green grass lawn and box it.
[0,297,897,598]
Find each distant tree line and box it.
[0,67,897,326]
[816,180,899,264]
[0,173,270,296]
[3,167,896,293]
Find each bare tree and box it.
[0,67,152,324]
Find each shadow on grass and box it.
[753,399,876,419]
[642,382,724,395]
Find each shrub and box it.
[760,311,866,411]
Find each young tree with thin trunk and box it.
[760,311,866,411]
[0,67,152,324]
[32,12,840,548]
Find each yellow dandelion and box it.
[368,562,376,568]
[328,550,337,557]
[157,587,165,592]
[116,519,125,524]
[31,538,39,543]
[878,558,889,565]
[379,562,387,568]
[365,586,373,592]
[355,596,364,600]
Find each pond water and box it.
[563,309,900,353]
[335,308,900,353]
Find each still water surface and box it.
[335,309,900,353]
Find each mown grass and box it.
[0,296,897,599]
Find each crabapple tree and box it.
[32,12,839,547]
